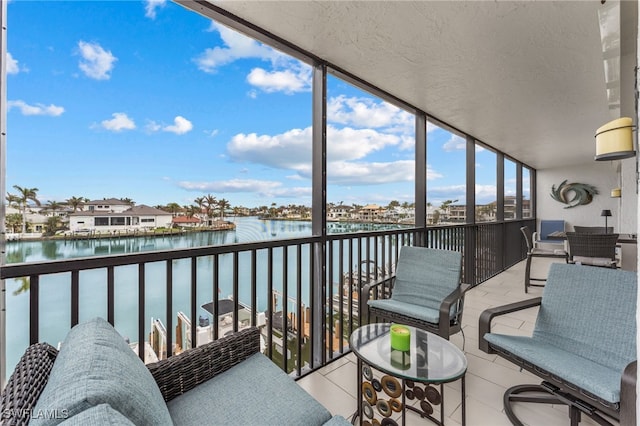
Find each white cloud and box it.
[7,100,64,116]
[178,178,312,199]
[475,184,497,203]
[428,185,466,203]
[101,112,135,132]
[227,125,400,177]
[426,164,443,180]
[327,160,415,185]
[247,66,311,94]
[77,41,117,80]
[146,117,193,134]
[6,53,22,75]
[195,22,280,73]
[144,0,166,19]
[328,95,412,132]
[442,134,466,151]
[163,116,193,135]
[226,125,420,186]
[145,121,162,132]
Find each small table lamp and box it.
[601,210,612,233]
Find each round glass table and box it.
[349,323,467,426]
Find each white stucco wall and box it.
[537,159,638,272]
[536,160,636,232]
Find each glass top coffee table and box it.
[350,323,467,426]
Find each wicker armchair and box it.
[360,246,470,344]
[566,232,619,268]
[573,226,614,234]
[0,328,260,426]
[0,343,58,425]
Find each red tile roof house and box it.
[172,216,202,228]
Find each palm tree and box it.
[11,185,40,234]
[184,205,200,219]
[194,197,206,223]
[218,198,230,221]
[6,193,20,209]
[120,197,135,206]
[66,196,88,212]
[204,194,217,224]
[45,216,63,236]
[5,213,22,233]
[43,200,65,216]
[165,202,182,217]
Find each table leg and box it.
[461,375,466,426]
[440,383,445,425]
[351,357,363,425]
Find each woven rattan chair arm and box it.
[478,297,542,353]
[147,327,260,402]
[0,342,59,426]
[621,361,637,425]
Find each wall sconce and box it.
[595,117,636,160]
[610,188,621,198]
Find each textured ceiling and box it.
[209,0,637,170]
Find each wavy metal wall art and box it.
[550,180,599,208]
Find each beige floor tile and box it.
[302,259,621,426]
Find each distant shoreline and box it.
[6,223,236,243]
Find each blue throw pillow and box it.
[31,317,172,426]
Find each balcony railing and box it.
[0,220,532,384]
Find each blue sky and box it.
[6,0,519,209]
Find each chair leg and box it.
[524,255,532,293]
[504,383,617,426]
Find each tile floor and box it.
[297,258,615,426]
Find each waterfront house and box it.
[82,198,132,214]
[172,216,202,228]
[68,204,173,233]
[1,2,638,425]
[327,204,355,221]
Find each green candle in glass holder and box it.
[390,324,410,352]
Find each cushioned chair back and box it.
[390,247,462,312]
[533,263,637,371]
[566,232,618,261]
[539,220,565,242]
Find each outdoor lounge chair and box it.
[360,246,470,343]
[520,226,568,293]
[479,263,637,426]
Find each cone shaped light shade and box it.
[595,117,636,161]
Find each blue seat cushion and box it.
[534,264,636,368]
[31,317,172,426]
[368,298,439,324]
[388,247,461,313]
[484,334,623,403]
[167,353,332,426]
[59,404,135,425]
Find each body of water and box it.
[5,217,405,372]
